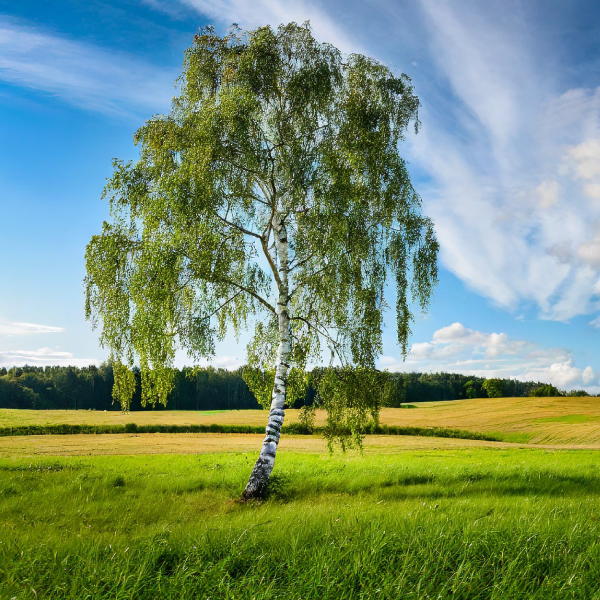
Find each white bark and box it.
[243,214,290,499]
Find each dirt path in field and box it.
[2,432,600,458]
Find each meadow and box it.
[3,449,600,599]
[3,398,600,599]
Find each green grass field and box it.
[3,448,600,599]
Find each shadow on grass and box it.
[263,470,600,503]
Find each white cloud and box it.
[536,180,560,208]
[563,138,600,180]
[380,322,596,391]
[521,361,595,389]
[577,236,600,268]
[0,321,65,335]
[196,355,242,370]
[431,322,527,358]
[0,348,99,368]
[584,183,600,200]
[378,355,398,366]
[0,16,176,117]
[583,365,595,384]
[408,342,434,359]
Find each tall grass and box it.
[3,449,600,598]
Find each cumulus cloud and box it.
[521,361,595,389]
[378,322,596,391]
[431,322,527,358]
[563,138,600,180]
[535,180,560,208]
[0,348,99,368]
[0,16,176,117]
[0,321,65,335]
[577,236,600,268]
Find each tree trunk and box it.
[243,216,290,499]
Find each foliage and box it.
[84,21,438,433]
[315,366,389,450]
[298,404,316,434]
[241,366,308,409]
[0,377,39,409]
[482,378,503,398]
[0,364,259,411]
[529,384,563,397]
[567,389,589,397]
[0,422,502,441]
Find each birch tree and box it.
[84,23,438,499]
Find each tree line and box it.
[0,364,588,411]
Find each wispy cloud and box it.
[0,348,99,368]
[404,0,600,322]
[379,321,596,391]
[140,0,192,20]
[0,15,177,117]
[0,321,65,335]
[162,0,363,54]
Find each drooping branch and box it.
[290,315,345,363]
[215,213,263,239]
[289,263,332,297]
[221,277,276,315]
[198,290,244,321]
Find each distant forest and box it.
[0,364,591,411]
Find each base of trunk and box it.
[242,445,276,500]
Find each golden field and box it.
[3,395,600,447]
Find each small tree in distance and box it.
[482,378,503,398]
[85,22,438,499]
[529,384,563,397]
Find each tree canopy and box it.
[85,22,439,497]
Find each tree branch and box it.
[199,290,244,321]
[259,204,284,291]
[221,277,276,315]
[215,213,263,239]
[290,315,344,359]
[288,251,318,272]
[289,263,332,297]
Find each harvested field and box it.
[4,395,600,445]
[3,431,600,459]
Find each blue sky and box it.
[2,0,600,392]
